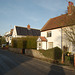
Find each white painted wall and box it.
[41,28,62,49]
[12,26,17,37]
[15,35,26,38]
[42,42,47,50]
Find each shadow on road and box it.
[0,49,32,75]
[0,49,69,75]
[48,65,65,75]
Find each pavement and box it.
[0,49,75,75]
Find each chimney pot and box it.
[27,24,30,29]
[68,1,74,6]
[68,1,74,15]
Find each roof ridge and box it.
[15,25,40,30]
[41,13,75,31]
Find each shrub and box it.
[12,38,17,48]
[1,37,6,45]
[11,36,38,49]
[39,47,62,60]
[65,55,74,66]
[26,36,37,49]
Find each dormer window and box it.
[47,31,52,37]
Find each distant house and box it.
[5,24,40,45]
[4,29,13,45]
[12,24,40,37]
[37,1,75,53]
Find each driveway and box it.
[0,49,75,75]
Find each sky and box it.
[0,0,75,35]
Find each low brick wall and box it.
[9,48,22,54]
[25,49,46,59]
[8,48,46,59]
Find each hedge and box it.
[1,37,6,45]
[39,47,62,60]
[12,36,38,49]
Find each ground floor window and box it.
[39,43,41,46]
[48,42,53,49]
[37,42,42,49]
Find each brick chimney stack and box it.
[10,29,13,35]
[68,1,74,15]
[27,24,30,29]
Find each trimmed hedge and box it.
[12,36,38,49]
[39,47,62,60]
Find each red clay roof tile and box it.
[40,37,47,41]
[41,13,75,31]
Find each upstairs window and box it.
[47,31,52,37]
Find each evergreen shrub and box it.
[39,47,62,60]
[11,36,38,49]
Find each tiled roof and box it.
[40,37,47,41]
[41,13,75,31]
[16,26,40,36]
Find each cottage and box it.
[37,1,75,53]
[5,24,40,45]
[12,24,40,37]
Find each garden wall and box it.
[25,49,46,59]
[8,48,47,59]
[9,48,22,54]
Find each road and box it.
[0,49,75,75]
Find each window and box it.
[47,31,52,37]
[39,43,41,46]
[38,42,42,49]
[48,42,53,49]
[10,37,12,40]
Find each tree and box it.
[63,25,75,52]
[1,37,6,45]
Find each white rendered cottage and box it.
[12,25,40,38]
[37,1,75,53]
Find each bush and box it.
[12,38,17,48]
[39,47,62,60]
[26,36,37,49]
[1,37,6,45]
[17,39,23,48]
[11,36,38,49]
[65,55,74,66]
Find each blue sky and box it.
[0,0,75,35]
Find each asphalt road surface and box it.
[0,49,75,75]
